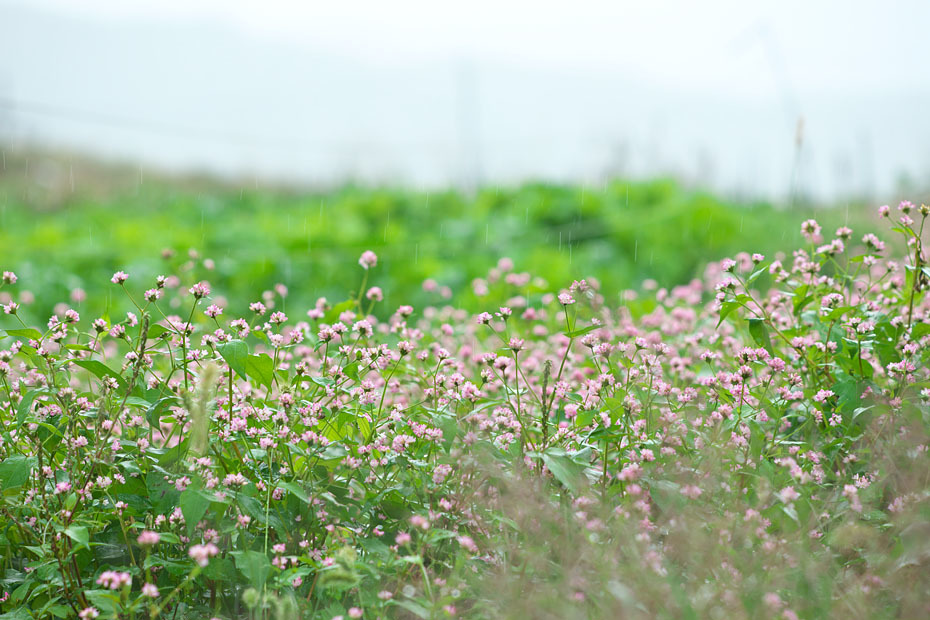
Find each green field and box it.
[1,152,873,321]
[0,151,925,619]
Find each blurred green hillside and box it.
[0,150,876,321]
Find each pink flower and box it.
[137,531,161,546]
[142,583,159,598]
[188,543,219,567]
[96,571,131,590]
[680,485,703,500]
[558,293,575,305]
[800,219,821,242]
[358,250,378,270]
[189,281,211,298]
[348,608,363,619]
[457,535,478,553]
[110,271,129,284]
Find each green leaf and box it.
[245,354,275,391]
[746,264,769,285]
[911,322,930,340]
[180,488,211,536]
[147,324,171,339]
[217,339,250,381]
[0,455,35,490]
[747,318,773,354]
[231,550,271,589]
[324,300,355,325]
[541,449,586,494]
[833,374,861,415]
[3,328,43,341]
[891,226,917,238]
[393,599,430,619]
[280,481,311,504]
[64,525,90,550]
[145,397,178,428]
[823,305,854,321]
[16,389,47,424]
[716,300,741,328]
[84,590,120,616]
[565,324,599,338]
[73,360,127,391]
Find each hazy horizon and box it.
[2,1,929,201]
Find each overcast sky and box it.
[2,0,929,199]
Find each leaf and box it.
[393,599,430,619]
[217,339,250,381]
[245,353,275,391]
[3,328,43,341]
[16,389,47,424]
[0,455,35,490]
[541,449,586,494]
[823,305,854,321]
[747,319,773,354]
[911,322,930,340]
[64,525,90,550]
[833,374,861,415]
[147,324,171,339]
[746,264,769,286]
[716,300,741,328]
[84,590,120,616]
[280,481,311,504]
[891,226,917,238]
[565,324,599,338]
[324,299,355,325]
[73,360,127,391]
[145,397,178,428]
[231,550,271,589]
[180,488,211,536]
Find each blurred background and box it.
[0,0,928,320]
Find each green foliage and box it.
[0,184,925,619]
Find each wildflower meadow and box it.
[0,196,929,620]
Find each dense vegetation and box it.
[0,151,875,324]
[0,171,927,618]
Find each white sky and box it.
[20,0,929,96]
[2,0,929,199]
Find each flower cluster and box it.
[0,206,928,618]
